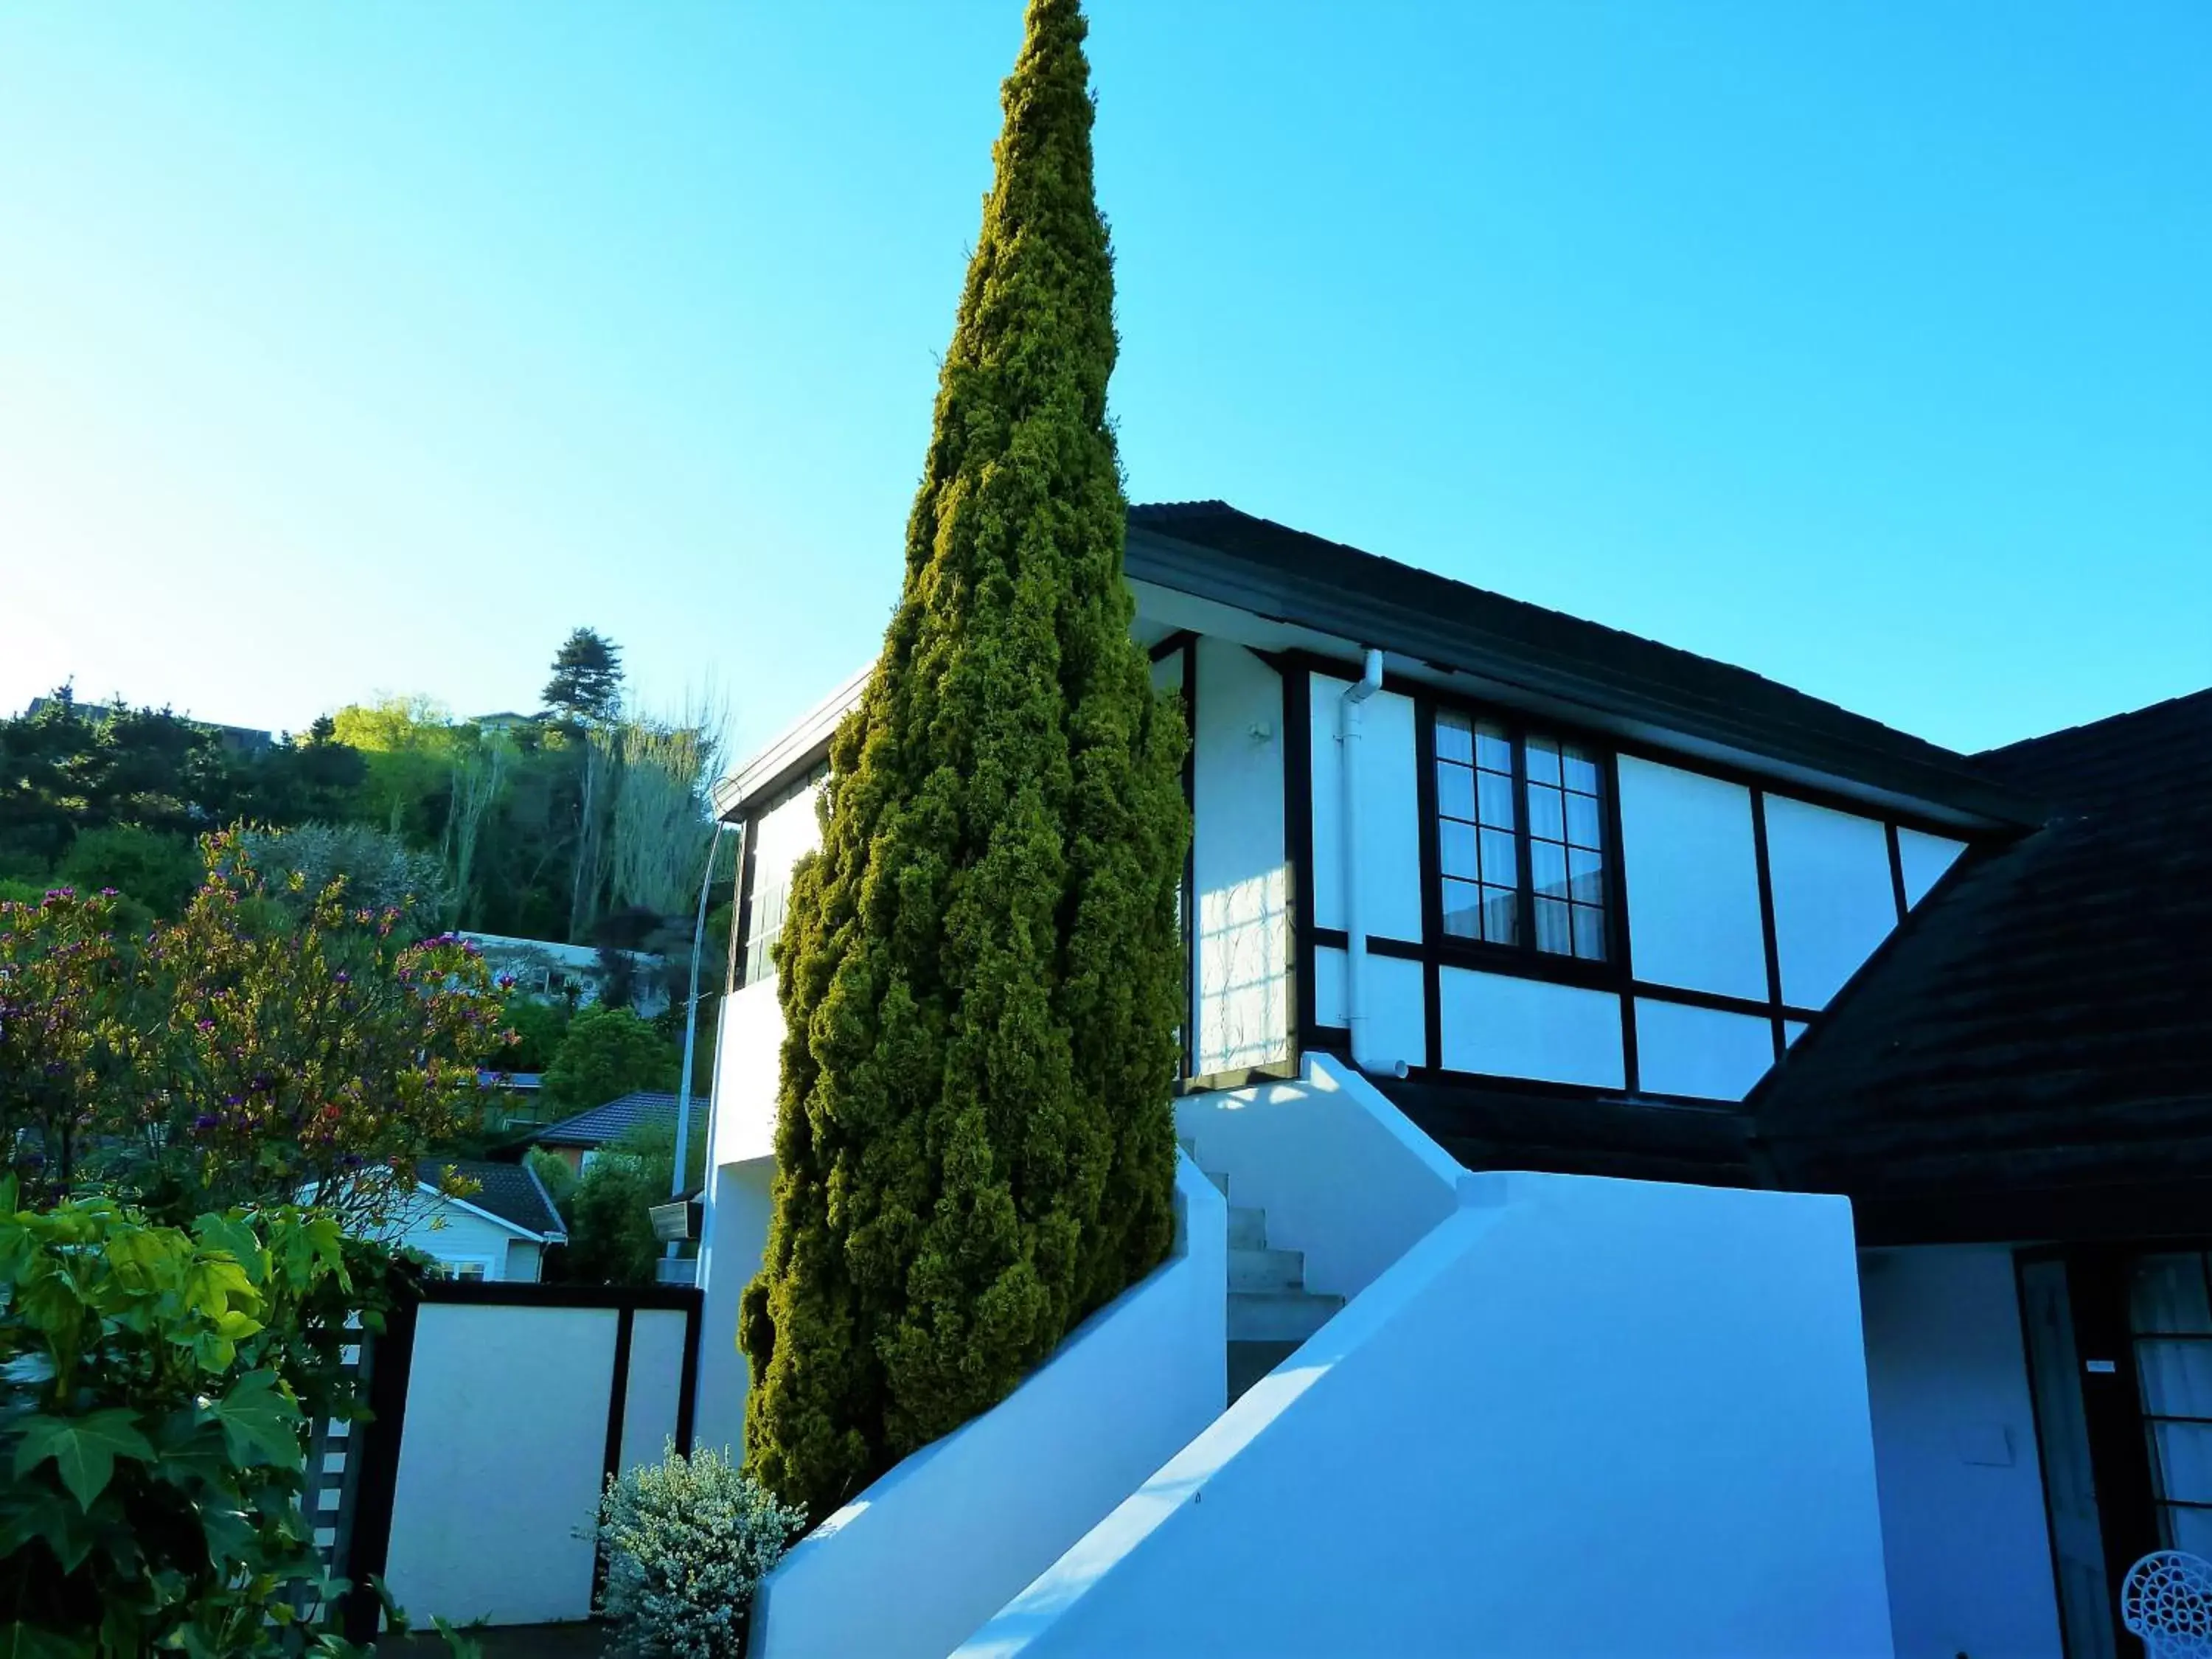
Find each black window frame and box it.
[1420,695,1628,992]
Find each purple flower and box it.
[334,971,351,986]
[195,1018,215,1033]
[193,1113,219,1131]
[99,887,118,898]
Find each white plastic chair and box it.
[2124,1551,2212,1658]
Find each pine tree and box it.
[740,0,1189,1521]
[542,627,625,725]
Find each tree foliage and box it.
[542,627,626,726]
[740,0,1189,1520]
[540,1005,678,1113]
[0,835,511,1225]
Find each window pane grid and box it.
[2131,1251,2212,1551]
[1523,737,1607,962]
[1436,712,1517,945]
[1432,713,1607,963]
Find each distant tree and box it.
[543,628,626,726]
[58,825,200,917]
[237,822,453,920]
[540,1004,678,1112]
[501,995,574,1074]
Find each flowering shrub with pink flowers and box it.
[0,830,512,1226]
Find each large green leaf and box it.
[11,1411,156,1510]
[191,1214,267,1285]
[0,1483,94,1572]
[202,1371,303,1469]
[0,1623,89,1659]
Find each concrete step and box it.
[1228,1246,1306,1293]
[1227,1289,1343,1344]
[1227,1206,1267,1250]
[1203,1168,1231,1200]
[1228,1339,1301,1404]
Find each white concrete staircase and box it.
[1188,1144,1344,1402]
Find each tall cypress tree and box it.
[740,0,1189,1520]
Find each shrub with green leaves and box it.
[0,1186,405,1656]
[593,1441,804,1659]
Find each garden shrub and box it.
[593,1441,804,1659]
[0,1185,411,1655]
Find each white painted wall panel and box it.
[710,979,785,1168]
[618,1309,689,1475]
[1312,946,1425,1074]
[383,1305,619,1625]
[1615,757,1770,1002]
[1438,967,1624,1088]
[1308,672,1422,945]
[1896,827,1966,908]
[379,1199,524,1281]
[694,1155,775,1457]
[1634,998,1776,1101]
[1193,641,1288,1074]
[1861,1246,2065,1659]
[1764,794,1898,1008]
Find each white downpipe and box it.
[1338,648,1408,1079]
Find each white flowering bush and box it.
[594,1440,807,1658]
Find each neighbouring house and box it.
[689,501,2208,1659]
[378,1157,568,1283]
[514,1089,683,1176]
[460,932,669,1020]
[23,692,274,753]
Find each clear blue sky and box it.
[2,3,2205,762]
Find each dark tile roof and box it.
[1755,686,2212,1242]
[440,1158,567,1240]
[1126,501,2037,827]
[527,1091,681,1150]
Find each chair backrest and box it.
[2123,1551,2212,1658]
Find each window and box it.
[737,765,829,989]
[428,1258,490,1282]
[1434,712,1610,962]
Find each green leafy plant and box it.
[0,1185,410,1655]
[593,1441,804,1659]
[739,0,1189,1520]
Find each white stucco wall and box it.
[1192,640,1290,1075]
[1896,827,1967,908]
[1437,964,1624,1088]
[1308,671,1422,944]
[1764,793,1899,1008]
[1633,996,1776,1100]
[963,1172,1892,1659]
[1310,945,1424,1074]
[1616,757,1770,1003]
[693,1154,776,1457]
[1175,1053,1461,1303]
[751,1158,1227,1659]
[711,978,786,1169]
[1860,1245,2065,1659]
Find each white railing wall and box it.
[749,1155,1227,1659]
[961,1171,1893,1659]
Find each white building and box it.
[377,1158,568,1283]
[692,501,2205,1659]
